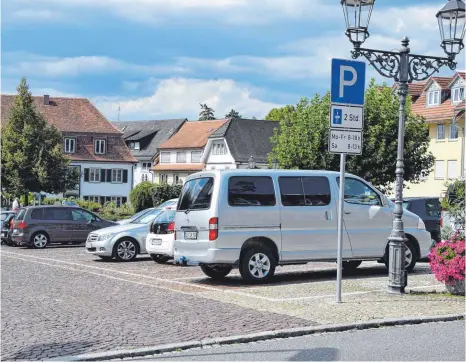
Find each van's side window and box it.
[337,177,381,206]
[278,177,305,206]
[279,176,331,206]
[228,176,276,207]
[302,177,331,206]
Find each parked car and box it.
[145,209,176,263]
[1,211,16,246]
[11,206,116,248]
[115,199,178,225]
[400,197,441,242]
[86,202,177,261]
[173,169,432,283]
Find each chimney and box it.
[44,95,50,105]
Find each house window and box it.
[436,124,445,140]
[452,87,465,103]
[89,168,101,182]
[427,91,440,106]
[86,196,101,203]
[111,169,123,183]
[161,152,170,163]
[95,139,106,154]
[212,142,226,155]
[134,142,140,150]
[191,151,202,163]
[110,196,124,207]
[447,160,458,179]
[176,152,186,163]
[449,124,459,140]
[142,174,150,182]
[173,174,180,185]
[64,137,76,153]
[161,174,168,183]
[434,160,445,180]
[142,162,152,171]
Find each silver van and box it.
[173,170,432,283]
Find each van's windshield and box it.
[178,177,214,211]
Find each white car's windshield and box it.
[131,208,163,224]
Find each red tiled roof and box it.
[152,163,205,171]
[1,94,136,163]
[411,94,463,121]
[1,95,122,134]
[159,120,227,149]
[429,76,451,90]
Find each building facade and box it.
[1,95,137,205]
[402,72,465,198]
[112,119,186,186]
[152,120,227,184]
[202,118,279,170]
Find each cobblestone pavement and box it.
[1,244,463,361]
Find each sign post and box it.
[330,58,366,303]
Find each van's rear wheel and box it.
[342,260,362,270]
[240,247,276,284]
[200,265,232,280]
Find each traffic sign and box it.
[329,104,364,130]
[328,129,363,155]
[331,59,366,106]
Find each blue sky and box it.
[2,0,464,121]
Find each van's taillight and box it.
[209,217,218,241]
[167,221,175,234]
[17,221,26,229]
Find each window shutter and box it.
[107,169,112,182]
[123,170,128,183]
[101,169,106,182]
[122,197,127,204]
[84,168,90,182]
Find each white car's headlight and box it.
[97,234,114,241]
[417,218,426,230]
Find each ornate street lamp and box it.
[248,156,256,169]
[340,0,465,294]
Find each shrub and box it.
[98,202,134,221]
[76,200,101,212]
[152,183,182,206]
[441,180,465,240]
[130,182,156,212]
[42,197,63,205]
[429,235,465,285]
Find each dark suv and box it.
[402,197,442,242]
[11,206,115,248]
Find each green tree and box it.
[199,103,215,120]
[1,78,80,204]
[267,79,434,192]
[130,182,156,212]
[152,183,182,206]
[225,109,242,119]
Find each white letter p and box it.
[339,66,357,98]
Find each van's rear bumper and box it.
[174,239,240,264]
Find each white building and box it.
[202,118,279,170]
[1,95,138,206]
[113,119,186,186]
[152,120,227,184]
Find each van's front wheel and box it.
[240,247,276,284]
[200,265,232,280]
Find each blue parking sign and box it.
[331,59,366,106]
[332,108,342,125]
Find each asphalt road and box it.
[135,321,466,361]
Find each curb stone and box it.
[54,314,465,361]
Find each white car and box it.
[145,209,177,264]
[173,169,432,283]
[86,201,177,261]
[115,199,178,225]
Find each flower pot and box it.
[445,279,465,296]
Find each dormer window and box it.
[427,91,440,106]
[452,87,465,103]
[64,137,76,153]
[95,139,106,155]
[212,142,226,155]
[129,141,140,150]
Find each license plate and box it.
[185,231,198,240]
[151,239,162,246]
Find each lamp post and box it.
[341,0,465,294]
[248,156,256,169]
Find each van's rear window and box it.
[177,177,214,211]
[14,209,27,220]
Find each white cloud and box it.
[94,78,282,120]
[3,52,188,78]
[11,9,61,20]
[12,0,337,25]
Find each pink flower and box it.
[429,236,465,284]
